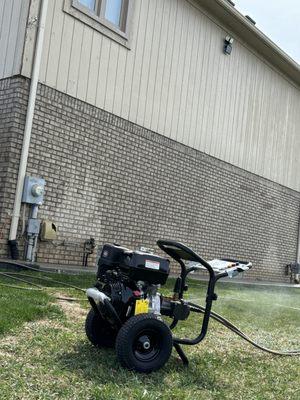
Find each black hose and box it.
[188,302,300,356]
[0,280,87,302]
[0,272,44,289]
[1,268,85,293]
[0,268,88,302]
[1,260,77,275]
[55,296,88,302]
[0,282,42,291]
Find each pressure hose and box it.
[0,271,87,302]
[188,302,300,356]
[0,261,87,305]
[0,267,85,293]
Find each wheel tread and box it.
[85,308,117,348]
[115,313,173,373]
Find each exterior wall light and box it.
[224,36,234,55]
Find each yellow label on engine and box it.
[134,299,149,315]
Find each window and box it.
[78,0,96,11]
[65,0,133,47]
[75,0,129,33]
[105,0,123,27]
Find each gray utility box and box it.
[22,176,45,205]
[27,218,41,235]
[290,262,300,274]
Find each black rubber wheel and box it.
[85,308,117,348]
[115,314,173,373]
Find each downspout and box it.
[8,0,48,249]
[297,206,300,264]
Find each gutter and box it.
[9,0,48,243]
[194,0,300,87]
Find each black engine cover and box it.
[97,244,170,285]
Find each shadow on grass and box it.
[55,340,224,392]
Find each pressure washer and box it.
[85,240,300,373]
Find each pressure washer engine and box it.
[85,240,256,373]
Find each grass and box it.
[0,270,92,336]
[0,270,300,399]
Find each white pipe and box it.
[297,209,300,264]
[9,0,48,241]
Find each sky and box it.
[235,0,300,65]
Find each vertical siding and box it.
[0,0,29,79]
[21,0,300,192]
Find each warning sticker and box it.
[135,299,149,315]
[145,260,160,270]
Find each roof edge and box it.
[196,0,300,87]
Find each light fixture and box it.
[224,36,234,55]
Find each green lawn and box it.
[0,270,300,400]
[0,270,92,336]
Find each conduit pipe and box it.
[9,0,48,243]
[297,207,300,264]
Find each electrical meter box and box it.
[22,176,45,205]
[40,220,57,241]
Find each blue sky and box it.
[235,0,300,64]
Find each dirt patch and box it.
[55,293,86,321]
[0,295,85,353]
[0,319,61,361]
[0,319,53,346]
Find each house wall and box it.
[0,0,30,79]
[0,77,28,255]
[1,76,300,282]
[21,0,300,191]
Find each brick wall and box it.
[0,77,28,256]
[1,76,300,282]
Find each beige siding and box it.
[22,0,300,191]
[0,0,29,79]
